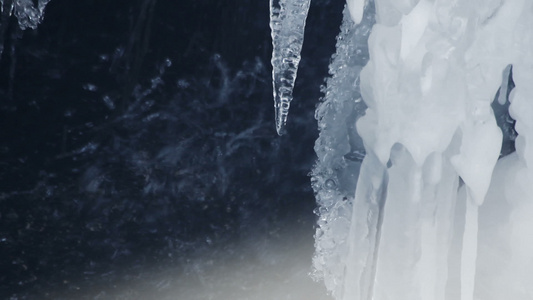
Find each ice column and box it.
[310,0,533,299]
[269,0,311,135]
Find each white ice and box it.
[346,0,366,24]
[310,0,533,299]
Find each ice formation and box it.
[310,0,533,300]
[0,0,51,55]
[346,0,366,24]
[269,0,311,135]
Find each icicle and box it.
[460,195,478,300]
[269,0,311,135]
[497,65,513,105]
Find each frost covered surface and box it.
[313,0,533,299]
[311,4,374,298]
[270,0,311,135]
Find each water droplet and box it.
[325,179,336,190]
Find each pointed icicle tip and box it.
[270,0,311,136]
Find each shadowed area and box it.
[0,0,342,299]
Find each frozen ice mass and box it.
[301,0,533,299]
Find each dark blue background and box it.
[0,0,343,298]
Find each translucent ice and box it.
[269,0,311,135]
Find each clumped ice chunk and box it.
[13,0,51,30]
[0,0,51,56]
[311,4,375,298]
[269,0,311,135]
[0,0,51,30]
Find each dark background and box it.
[0,0,343,298]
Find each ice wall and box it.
[311,0,533,299]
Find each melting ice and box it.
[305,0,533,299]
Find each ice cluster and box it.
[0,0,51,55]
[1,0,50,30]
[307,0,533,299]
[311,4,374,296]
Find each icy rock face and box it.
[311,0,533,299]
[269,0,311,135]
